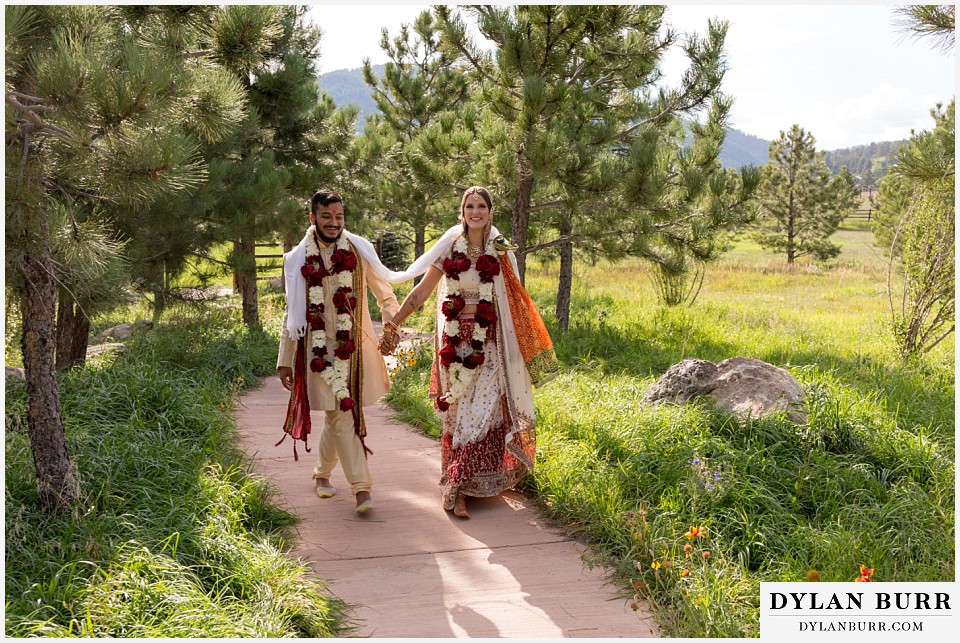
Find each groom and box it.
[276,189,399,514]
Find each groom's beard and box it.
[317,229,342,244]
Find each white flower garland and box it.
[305,227,355,406]
[442,234,497,407]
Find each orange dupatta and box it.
[499,255,559,387]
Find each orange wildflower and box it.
[806,569,820,582]
[683,543,693,552]
[681,569,691,577]
[701,550,711,559]
[685,526,705,539]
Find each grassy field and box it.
[5,223,952,637]
[4,300,350,637]
[385,224,954,637]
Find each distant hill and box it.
[318,66,901,181]
[317,64,383,132]
[718,128,769,168]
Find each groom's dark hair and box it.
[311,189,343,215]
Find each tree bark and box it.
[555,217,573,330]
[20,240,80,513]
[235,236,260,325]
[512,173,534,284]
[414,226,426,286]
[55,289,90,371]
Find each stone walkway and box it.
[234,338,658,637]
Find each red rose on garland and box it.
[334,340,355,360]
[441,296,466,320]
[332,287,354,310]
[475,254,501,282]
[462,350,484,370]
[475,301,497,327]
[443,252,470,280]
[436,396,450,412]
[340,398,355,412]
[310,357,327,372]
[439,344,460,366]
[336,329,351,342]
[330,249,358,272]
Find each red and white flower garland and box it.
[300,227,358,412]
[436,234,500,412]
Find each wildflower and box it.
[633,532,640,540]
[661,559,673,568]
[685,526,705,539]
[701,550,711,559]
[683,543,693,552]
[855,565,874,582]
[651,561,661,570]
[806,569,820,582]
[630,601,639,611]
[681,569,691,578]
[633,580,644,589]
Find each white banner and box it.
[760,582,957,640]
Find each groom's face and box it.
[311,201,345,243]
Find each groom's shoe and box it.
[355,491,373,514]
[315,478,336,498]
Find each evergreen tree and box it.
[360,10,469,260]
[205,5,358,325]
[431,5,758,325]
[5,5,245,511]
[887,101,955,356]
[754,125,858,263]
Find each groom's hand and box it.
[277,366,294,391]
[378,332,399,355]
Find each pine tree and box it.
[360,10,469,260]
[207,5,359,324]
[5,5,245,512]
[754,125,858,263]
[431,5,759,325]
[887,101,955,356]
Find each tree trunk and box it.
[145,259,166,323]
[55,289,90,371]
[555,217,573,330]
[414,226,426,286]
[787,188,796,264]
[20,241,80,513]
[512,173,534,284]
[235,236,260,325]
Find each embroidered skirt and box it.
[430,315,531,510]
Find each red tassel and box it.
[278,336,312,459]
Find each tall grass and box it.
[383,234,954,637]
[4,306,350,637]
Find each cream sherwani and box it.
[278,238,399,494]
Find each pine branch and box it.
[177,49,211,60]
[5,94,69,136]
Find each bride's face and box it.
[462,193,490,231]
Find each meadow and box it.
[5,220,953,637]
[385,221,955,637]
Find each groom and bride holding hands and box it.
[276,187,557,519]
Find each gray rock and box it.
[86,343,126,358]
[641,358,718,404]
[643,356,806,423]
[712,357,807,423]
[5,366,25,380]
[94,320,153,342]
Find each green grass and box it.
[382,231,954,637]
[4,306,350,637]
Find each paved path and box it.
[235,369,658,637]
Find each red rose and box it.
[330,248,347,265]
[442,257,460,280]
[310,357,325,372]
[336,330,351,342]
[312,346,327,358]
[332,287,352,308]
[446,334,461,347]
[340,397,355,412]
[301,264,315,278]
[470,339,484,352]
[475,302,497,327]
[476,254,501,282]
[456,256,471,272]
[334,340,355,360]
[441,296,466,320]
[341,252,357,270]
[436,396,450,412]
[462,351,484,370]
[439,344,460,366]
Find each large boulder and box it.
[94,320,153,343]
[643,356,806,423]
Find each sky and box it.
[307,3,956,150]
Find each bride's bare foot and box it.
[453,493,470,519]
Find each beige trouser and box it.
[311,409,372,495]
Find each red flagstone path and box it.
[234,326,658,638]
